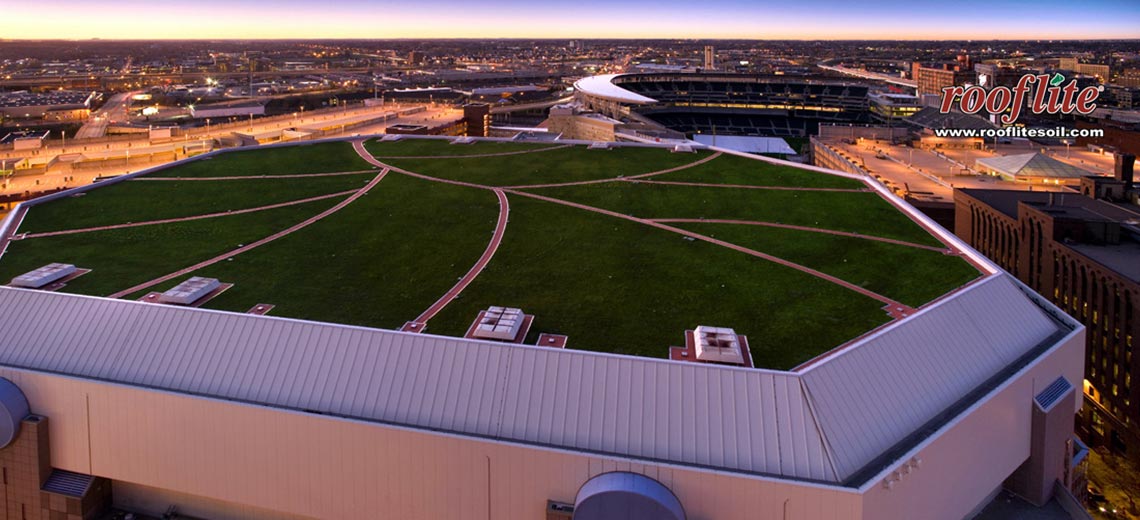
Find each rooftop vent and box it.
[472,306,525,341]
[41,469,95,498]
[693,326,745,365]
[158,277,221,305]
[1034,376,1073,413]
[9,263,76,289]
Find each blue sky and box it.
[7,0,1140,39]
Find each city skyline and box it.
[7,0,1140,40]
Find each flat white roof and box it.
[695,135,796,155]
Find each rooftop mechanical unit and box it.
[693,326,745,365]
[9,263,77,289]
[158,277,221,305]
[472,307,524,341]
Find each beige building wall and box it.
[0,368,863,520]
[543,114,617,142]
[0,325,1080,520]
[861,329,1084,520]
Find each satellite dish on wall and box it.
[573,472,685,520]
[0,378,30,449]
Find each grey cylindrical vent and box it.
[0,378,30,449]
[573,472,685,520]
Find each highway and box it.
[74,90,138,139]
[490,96,574,114]
[816,60,917,89]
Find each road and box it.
[74,91,137,139]
[816,60,917,89]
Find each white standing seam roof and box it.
[0,274,1066,485]
[573,74,658,105]
[799,275,1063,481]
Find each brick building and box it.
[912,59,975,98]
[1058,57,1111,82]
[955,155,1140,461]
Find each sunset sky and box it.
[5,0,1140,40]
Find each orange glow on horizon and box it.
[3,4,1138,41]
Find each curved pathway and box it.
[630,180,871,193]
[355,141,494,191]
[108,169,389,299]
[414,189,510,324]
[503,151,723,189]
[360,143,913,315]
[131,169,377,181]
[501,188,911,311]
[355,140,511,323]
[21,190,357,239]
[373,144,570,160]
[649,219,950,252]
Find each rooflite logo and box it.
[939,73,1103,125]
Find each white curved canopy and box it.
[573,74,658,104]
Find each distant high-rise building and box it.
[1116,68,1140,88]
[1059,57,1110,82]
[408,51,424,66]
[703,45,715,70]
[912,61,975,97]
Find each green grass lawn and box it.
[651,153,864,189]
[365,138,561,157]
[426,195,891,369]
[17,173,375,234]
[523,181,945,247]
[381,146,711,186]
[149,141,375,178]
[138,171,501,330]
[670,223,981,308]
[0,138,975,369]
[0,197,345,297]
